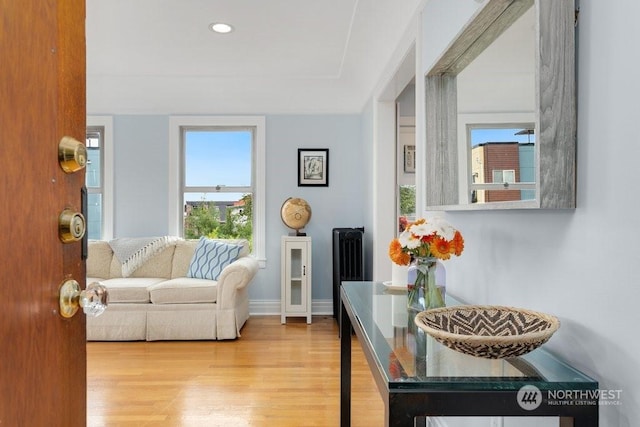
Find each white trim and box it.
[372,101,398,282]
[168,116,266,268]
[250,299,333,316]
[370,14,420,282]
[87,115,114,240]
[458,112,535,205]
[415,8,426,217]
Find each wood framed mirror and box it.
[424,0,576,210]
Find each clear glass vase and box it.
[407,257,446,314]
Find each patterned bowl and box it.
[414,305,560,359]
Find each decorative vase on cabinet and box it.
[281,235,312,324]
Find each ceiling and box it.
[86,0,422,115]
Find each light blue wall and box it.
[518,144,535,200]
[109,114,364,305]
[113,115,170,237]
[264,115,365,303]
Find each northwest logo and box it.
[517,385,542,411]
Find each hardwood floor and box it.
[87,315,383,426]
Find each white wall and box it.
[417,1,640,425]
[361,99,376,281]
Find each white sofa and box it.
[86,237,259,341]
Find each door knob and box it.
[59,280,108,318]
[58,136,87,173]
[59,209,86,243]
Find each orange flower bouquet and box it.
[389,218,464,312]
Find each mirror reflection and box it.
[469,125,535,204]
[457,6,535,206]
[424,0,576,210]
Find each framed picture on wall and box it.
[298,148,329,186]
[404,144,415,173]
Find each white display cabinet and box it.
[280,236,312,324]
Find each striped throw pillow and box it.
[187,238,243,280]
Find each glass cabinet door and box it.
[281,236,312,324]
[285,243,307,312]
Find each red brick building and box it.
[471,142,521,203]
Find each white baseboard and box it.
[249,299,334,316]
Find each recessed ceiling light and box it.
[209,22,234,34]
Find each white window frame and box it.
[460,116,537,201]
[169,116,266,268]
[493,169,516,184]
[86,116,114,240]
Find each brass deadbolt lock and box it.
[59,209,86,243]
[58,136,87,173]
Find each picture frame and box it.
[298,148,329,187]
[403,144,415,173]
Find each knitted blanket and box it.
[108,236,178,277]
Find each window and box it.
[398,185,416,231]
[492,169,516,184]
[85,127,103,239]
[397,117,416,233]
[182,128,252,241]
[86,116,113,239]
[169,117,266,267]
[467,124,536,204]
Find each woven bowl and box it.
[414,305,560,359]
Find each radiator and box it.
[332,227,365,322]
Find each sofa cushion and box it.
[187,238,243,280]
[129,245,176,279]
[172,238,250,278]
[171,240,200,278]
[107,244,176,279]
[108,254,123,278]
[98,278,166,303]
[87,241,114,279]
[107,236,179,277]
[148,277,217,304]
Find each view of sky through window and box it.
[184,130,252,202]
[470,128,536,147]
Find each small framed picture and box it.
[404,144,415,173]
[298,149,329,187]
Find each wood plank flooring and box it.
[87,315,383,426]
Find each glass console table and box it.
[340,281,599,427]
